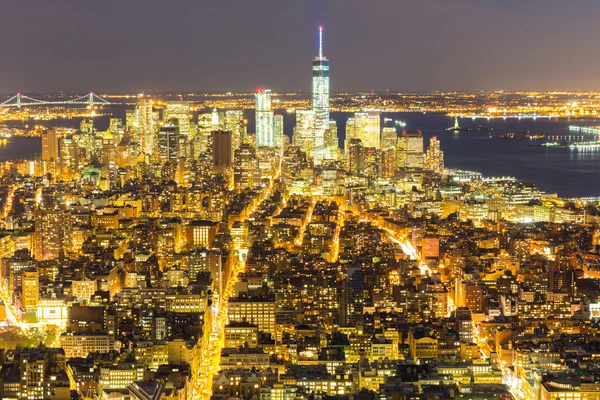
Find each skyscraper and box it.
[312,26,330,148]
[273,114,284,151]
[346,111,380,150]
[157,120,180,163]
[164,101,191,137]
[255,89,274,147]
[212,130,233,175]
[293,110,316,153]
[137,96,155,156]
[41,129,59,162]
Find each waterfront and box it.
[1,111,599,198]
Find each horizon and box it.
[3,0,600,93]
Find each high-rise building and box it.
[425,136,444,174]
[341,266,364,325]
[381,126,398,150]
[101,130,116,166]
[347,111,380,150]
[34,209,71,261]
[255,89,274,147]
[273,114,284,151]
[137,96,155,156]
[21,268,39,312]
[164,101,191,137]
[293,110,316,153]
[157,120,180,163]
[41,129,59,162]
[224,110,245,154]
[397,130,424,169]
[59,137,78,179]
[212,130,233,175]
[312,26,330,148]
[234,143,257,191]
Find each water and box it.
[1,111,599,198]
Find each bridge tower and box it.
[16,93,21,108]
[88,92,94,107]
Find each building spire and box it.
[318,25,323,60]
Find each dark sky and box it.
[2,0,600,93]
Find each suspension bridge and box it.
[0,92,112,108]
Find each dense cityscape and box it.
[0,21,600,400]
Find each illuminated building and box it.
[164,101,191,137]
[381,126,397,150]
[256,89,274,147]
[312,26,329,147]
[408,328,438,362]
[212,130,233,175]
[425,136,444,174]
[224,322,258,348]
[228,297,276,337]
[59,137,79,179]
[34,208,71,261]
[101,130,116,166]
[293,109,316,153]
[157,119,180,163]
[224,109,245,154]
[346,111,380,150]
[398,130,424,169]
[60,333,115,358]
[98,363,145,392]
[234,143,257,191]
[21,268,39,313]
[41,128,59,161]
[341,266,364,325]
[274,114,284,151]
[186,220,218,249]
[137,96,155,156]
[72,280,97,304]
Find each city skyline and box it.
[3,0,600,93]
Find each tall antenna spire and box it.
[318,25,323,59]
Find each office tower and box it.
[341,266,364,325]
[381,126,398,150]
[255,89,274,147]
[347,111,380,150]
[34,208,70,261]
[212,108,224,131]
[273,114,284,151]
[348,139,365,175]
[109,118,124,144]
[157,119,180,163]
[398,130,424,169]
[194,113,214,156]
[312,26,330,148]
[137,96,155,156]
[101,130,116,166]
[164,101,191,137]
[425,136,444,174]
[41,129,59,161]
[381,148,397,178]
[59,137,78,179]
[293,110,316,153]
[234,143,257,191]
[224,109,245,154]
[21,268,39,312]
[212,130,233,175]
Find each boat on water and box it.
[493,131,545,140]
[445,117,494,132]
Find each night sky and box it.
[2,0,600,93]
